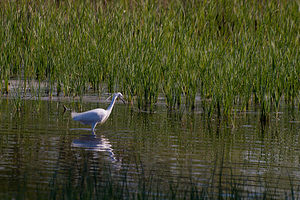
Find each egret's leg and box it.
[91,123,97,134]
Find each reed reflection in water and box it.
[0,99,300,199]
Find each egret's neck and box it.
[106,95,118,113]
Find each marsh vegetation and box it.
[0,1,299,198]
[0,0,299,121]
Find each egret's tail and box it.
[71,112,80,119]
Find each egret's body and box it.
[71,93,124,133]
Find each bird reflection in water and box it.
[71,134,117,162]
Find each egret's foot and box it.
[91,130,96,135]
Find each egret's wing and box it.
[72,109,105,125]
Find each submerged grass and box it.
[0,0,299,119]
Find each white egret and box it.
[71,92,125,133]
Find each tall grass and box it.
[0,0,299,119]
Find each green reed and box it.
[0,0,299,118]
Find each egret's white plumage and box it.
[71,92,125,133]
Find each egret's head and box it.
[115,92,122,97]
[116,92,125,103]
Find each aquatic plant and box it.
[0,0,299,119]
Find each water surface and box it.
[0,98,299,199]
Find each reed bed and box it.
[0,0,299,119]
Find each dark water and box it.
[0,98,300,199]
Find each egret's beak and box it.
[119,95,126,104]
